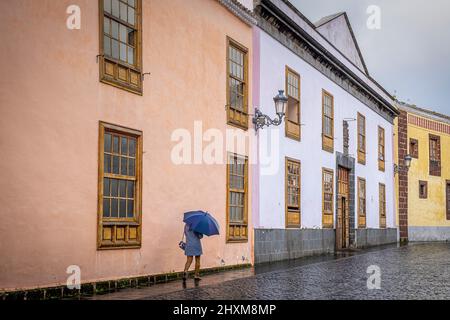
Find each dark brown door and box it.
[446,181,450,221]
[337,167,350,249]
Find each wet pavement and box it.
[89,243,450,300]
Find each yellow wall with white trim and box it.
[404,115,450,227]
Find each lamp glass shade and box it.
[404,155,412,168]
[274,90,288,116]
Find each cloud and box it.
[291,0,450,114]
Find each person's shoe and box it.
[182,272,188,281]
[194,276,202,281]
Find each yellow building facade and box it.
[395,102,450,241]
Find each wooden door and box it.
[446,181,450,221]
[337,167,350,249]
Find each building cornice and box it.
[217,0,257,26]
[397,102,450,126]
[254,0,399,123]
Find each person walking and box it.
[182,223,203,281]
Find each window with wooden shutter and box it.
[410,138,419,158]
[286,158,301,228]
[227,154,248,242]
[357,113,366,164]
[285,67,301,140]
[379,183,386,229]
[378,126,385,172]
[226,38,248,130]
[358,178,366,228]
[429,134,441,176]
[322,90,334,153]
[100,0,142,94]
[98,122,142,249]
[322,168,334,228]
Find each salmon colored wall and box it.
[406,118,450,227]
[0,0,253,290]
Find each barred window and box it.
[98,122,142,249]
[286,67,301,140]
[286,159,301,228]
[322,169,334,228]
[100,0,142,94]
[227,38,248,129]
[429,134,441,176]
[227,154,248,242]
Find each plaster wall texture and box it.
[315,14,366,73]
[254,29,396,232]
[404,115,450,228]
[0,0,253,290]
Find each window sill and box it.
[100,78,143,96]
[322,146,334,154]
[286,132,301,141]
[285,225,301,229]
[227,120,249,131]
[226,239,248,244]
[97,243,141,250]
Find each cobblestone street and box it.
[90,243,450,300]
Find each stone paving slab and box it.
[88,243,450,300]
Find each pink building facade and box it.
[0,0,256,292]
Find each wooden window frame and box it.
[285,158,301,228]
[357,113,366,165]
[379,183,386,229]
[419,180,428,199]
[322,168,334,229]
[378,126,385,172]
[99,0,143,95]
[285,66,301,141]
[226,37,249,130]
[226,153,248,243]
[409,138,419,159]
[429,134,441,176]
[358,177,366,228]
[98,122,143,250]
[322,90,334,153]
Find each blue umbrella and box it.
[183,210,220,236]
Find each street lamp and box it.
[253,90,288,132]
[394,154,413,174]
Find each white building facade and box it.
[252,0,399,263]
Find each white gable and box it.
[315,13,368,75]
[236,0,254,10]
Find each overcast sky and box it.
[291,0,450,115]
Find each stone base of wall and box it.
[254,228,335,264]
[409,226,450,242]
[354,228,398,248]
[0,263,251,300]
